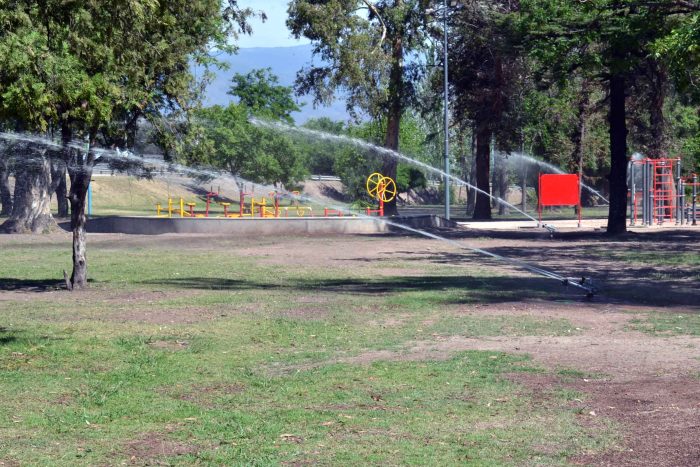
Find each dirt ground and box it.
[3,226,700,465]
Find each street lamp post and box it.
[443,0,450,220]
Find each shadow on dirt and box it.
[143,275,588,305]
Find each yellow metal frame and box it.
[366,172,384,198]
[366,173,397,202]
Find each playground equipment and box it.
[685,174,699,226]
[628,157,688,226]
[155,190,317,219]
[365,172,397,216]
[156,191,220,218]
[323,208,344,217]
[283,191,313,217]
[538,174,582,227]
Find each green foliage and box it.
[301,118,348,175]
[396,165,427,193]
[194,104,307,188]
[0,0,256,138]
[229,68,301,124]
[330,117,432,200]
[654,12,700,97]
[287,0,429,120]
[189,69,310,188]
[667,97,700,173]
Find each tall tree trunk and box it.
[648,59,668,159]
[381,2,404,217]
[50,159,69,217]
[0,150,55,233]
[66,131,94,290]
[56,173,69,217]
[68,166,91,289]
[0,156,12,216]
[606,73,628,235]
[571,80,590,209]
[473,122,492,219]
[466,127,476,215]
[495,155,509,216]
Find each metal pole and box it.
[629,161,636,226]
[443,0,450,220]
[642,161,648,226]
[679,178,685,225]
[676,159,682,225]
[693,174,697,226]
[648,161,652,225]
[87,183,92,217]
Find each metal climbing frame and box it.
[685,174,699,226]
[629,157,684,226]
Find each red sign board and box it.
[539,174,580,206]
[538,174,581,226]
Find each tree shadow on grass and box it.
[143,275,587,304]
[0,327,17,345]
[0,278,64,292]
[0,327,67,346]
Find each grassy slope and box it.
[2,173,607,220]
[0,236,614,465]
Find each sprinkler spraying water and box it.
[250,119,554,231]
[505,152,610,205]
[0,130,598,297]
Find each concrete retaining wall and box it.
[82,215,453,236]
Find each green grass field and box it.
[0,235,616,465]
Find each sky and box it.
[236,1,309,48]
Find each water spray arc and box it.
[250,119,549,229]
[0,131,597,296]
[506,152,610,205]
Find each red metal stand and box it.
[204,191,218,217]
[365,198,384,217]
[324,208,344,217]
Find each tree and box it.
[195,104,307,192]
[518,0,700,234]
[301,118,347,175]
[195,70,308,191]
[449,0,524,219]
[287,0,430,216]
[229,68,301,124]
[0,0,256,288]
[0,144,14,216]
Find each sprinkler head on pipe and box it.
[563,277,597,298]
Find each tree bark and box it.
[495,156,509,216]
[473,122,492,219]
[571,80,590,210]
[606,73,628,235]
[0,156,12,216]
[381,1,404,217]
[68,166,91,289]
[56,173,69,217]
[0,151,55,233]
[466,127,476,215]
[61,124,94,290]
[648,59,668,159]
[50,159,69,217]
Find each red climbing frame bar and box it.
[324,208,344,217]
[538,174,581,226]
